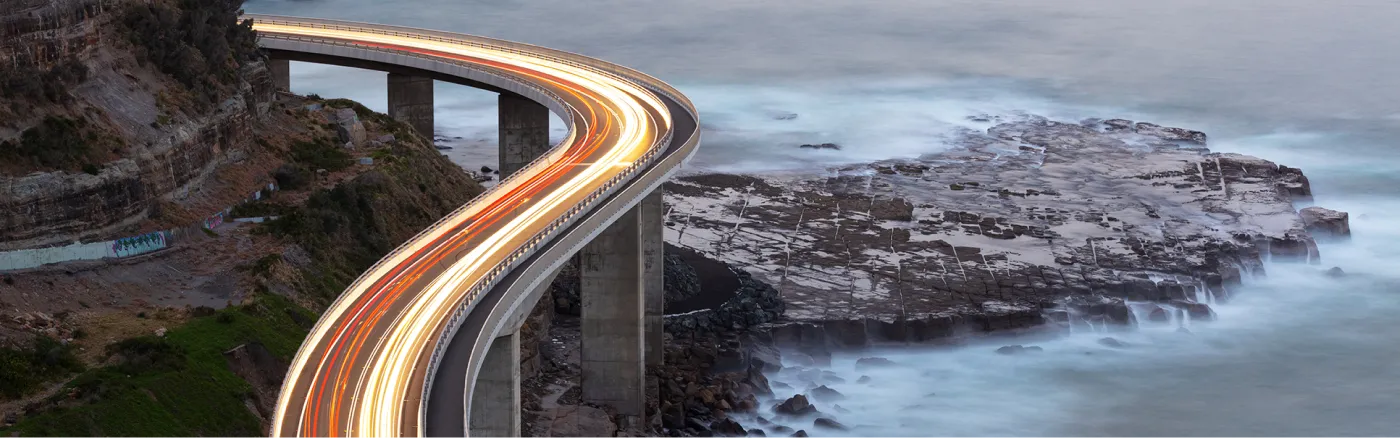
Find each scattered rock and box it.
[813,418,848,431]
[712,418,748,436]
[819,371,846,384]
[798,143,841,150]
[154,327,167,337]
[1098,337,1129,349]
[1325,266,1346,278]
[773,394,818,416]
[790,429,808,437]
[1132,121,1208,144]
[479,165,494,174]
[854,357,895,370]
[995,345,1042,355]
[331,108,367,147]
[856,375,871,384]
[1299,207,1350,240]
[748,428,768,437]
[774,113,798,121]
[769,425,794,435]
[808,385,845,401]
[1170,300,1215,321]
[833,404,852,413]
[1147,306,1170,322]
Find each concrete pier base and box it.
[387,73,434,139]
[468,332,521,437]
[498,92,551,176]
[580,205,646,423]
[270,58,291,92]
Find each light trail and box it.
[252,19,674,438]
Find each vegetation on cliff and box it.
[0,337,84,400]
[1,99,482,434]
[0,116,121,173]
[120,0,261,107]
[3,294,311,436]
[262,111,484,306]
[0,57,88,109]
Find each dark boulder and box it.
[773,394,818,416]
[809,385,846,401]
[854,357,896,370]
[813,417,849,431]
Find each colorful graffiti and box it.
[203,211,225,230]
[110,231,168,258]
[2,178,284,271]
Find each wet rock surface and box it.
[1299,206,1350,240]
[664,115,1335,352]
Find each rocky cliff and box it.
[0,0,273,250]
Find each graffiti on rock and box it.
[203,211,225,230]
[110,232,168,258]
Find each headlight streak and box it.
[254,20,673,438]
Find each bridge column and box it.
[581,202,653,428]
[641,190,665,367]
[387,73,434,139]
[468,332,520,437]
[498,93,551,176]
[269,58,291,92]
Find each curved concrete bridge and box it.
[248,15,700,437]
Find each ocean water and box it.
[245,0,1400,434]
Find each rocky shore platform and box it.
[662,115,1347,358]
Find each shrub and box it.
[0,116,112,171]
[289,139,352,173]
[273,163,311,190]
[0,336,85,399]
[105,336,186,375]
[0,57,88,106]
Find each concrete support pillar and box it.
[640,190,665,367]
[498,93,551,176]
[387,73,434,139]
[580,206,645,426]
[468,332,520,437]
[269,58,291,92]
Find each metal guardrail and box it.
[248,16,699,436]
[245,14,695,118]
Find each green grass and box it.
[1,294,313,437]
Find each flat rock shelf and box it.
[662,115,1336,349]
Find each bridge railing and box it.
[246,14,696,123]
[248,16,699,432]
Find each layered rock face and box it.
[0,0,108,68]
[0,0,275,250]
[663,115,1335,351]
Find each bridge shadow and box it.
[664,243,740,315]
